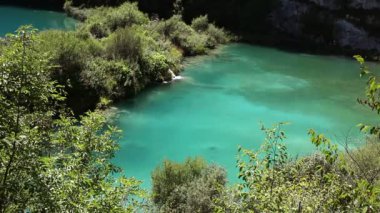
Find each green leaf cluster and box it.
[214,124,380,212]
[151,157,227,212]
[0,26,144,212]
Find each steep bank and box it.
[271,0,380,59]
[137,0,380,59]
[2,0,380,59]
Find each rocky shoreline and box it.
[270,0,380,60]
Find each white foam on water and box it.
[173,75,184,81]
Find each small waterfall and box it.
[168,69,184,81]
[169,69,176,79]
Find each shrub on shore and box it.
[151,157,227,212]
[39,2,231,114]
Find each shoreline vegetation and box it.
[42,2,233,114]
[3,0,380,61]
[0,1,380,212]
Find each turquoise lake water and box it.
[0,6,377,189]
[0,6,76,35]
[113,43,378,188]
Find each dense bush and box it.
[81,2,149,38]
[191,15,209,32]
[191,16,231,48]
[2,5,380,212]
[107,2,149,31]
[35,2,230,113]
[105,27,144,61]
[0,27,144,212]
[141,52,171,81]
[213,124,380,212]
[205,24,231,47]
[151,158,227,212]
[155,15,230,55]
[344,137,380,184]
[82,58,131,97]
[38,30,102,75]
[38,30,103,114]
[156,15,207,55]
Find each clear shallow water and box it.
[114,43,379,189]
[0,6,76,36]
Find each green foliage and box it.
[152,157,206,205]
[38,30,102,77]
[308,129,338,164]
[173,0,184,16]
[142,52,171,81]
[0,26,144,212]
[214,56,380,212]
[82,58,132,97]
[38,30,103,114]
[0,27,64,211]
[1,2,232,210]
[106,2,149,31]
[191,15,209,32]
[191,15,231,47]
[151,157,227,212]
[157,15,208,55]
[82,2,149,38]
[97,96,113,109]
[215,124,380,212]
[105,27,143,62]
[218,123,292,211]
[205,24,231,47]
[41,111,144,211]
[354,55,380,137]
[64,1,87,21]
[343,137,380,185]
[0,26,63,124]
[33,3,229,114]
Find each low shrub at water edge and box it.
[155,14,231,56]
[105,27,144,61]
[1,24,380,212]
[191,15,232,48]
[148,125,380,212]
[36,2,232,114]
[151,157,227,212]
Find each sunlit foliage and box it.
[0,26,144,212]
